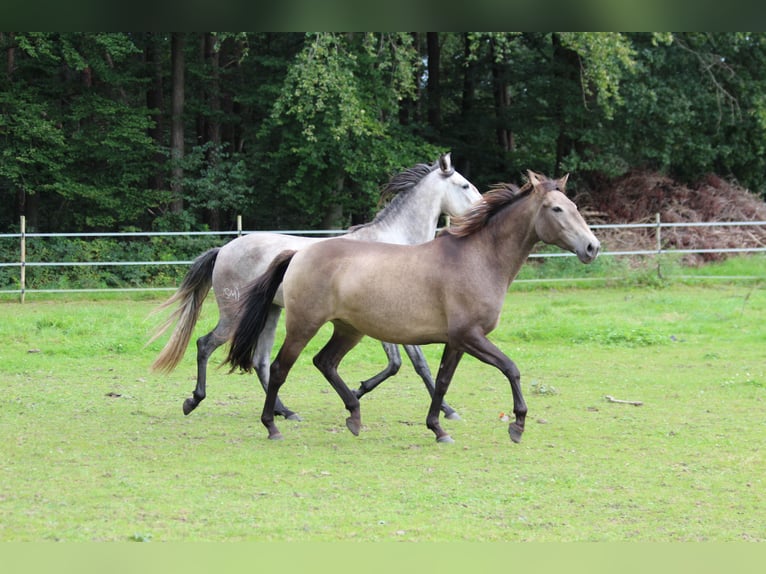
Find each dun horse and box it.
[149,154,481,420]
[226,171,600,444]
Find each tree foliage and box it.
[1,32,765,235]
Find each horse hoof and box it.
[285,413,303,421]
[445,411,461,421]
[182,399,197,416]
[346,417,361,436]
[436,435,455,444]
[268,432,284,441]
[508,423,524,443]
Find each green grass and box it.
[1,277,764,541]
[516,251,766,288]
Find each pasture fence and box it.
[2,215,765,303]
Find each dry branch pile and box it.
[575,171,766,264]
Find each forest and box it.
[2,32,766,235]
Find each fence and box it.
[2,215,766,302]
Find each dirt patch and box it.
[575,171,766,264]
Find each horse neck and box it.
[470,193,542,287]
[347,179,441,245]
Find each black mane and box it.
[347,162,437,232]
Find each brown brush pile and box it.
[574,171,766,264]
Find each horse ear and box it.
[439,152,452,173]
[558,173,569,189]
[527,170,541,186]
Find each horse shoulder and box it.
[428,235,508,333]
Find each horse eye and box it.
[462,184,470,190]
[552,206,563,213]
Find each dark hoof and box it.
[268,431,284,441]
[346,417,361,436]
[285,413,303,421]
[436,434,455,444]
[182,398,197,416]
[444,411,461,421]
[508,423,524,443]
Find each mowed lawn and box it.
[0,282,764,541]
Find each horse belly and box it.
[335,265,448,344]
[284,241,448,344]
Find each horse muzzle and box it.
[577,239,600,264]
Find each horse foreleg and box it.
[354,342,402,398]
[461,332,527,443]
[402,344,461,420]
[252,306,301,421]
[426,345,463,443]
[355,343,461,420]
[504,360,526,443]
[313,325,364,436]
[261,340,305,440]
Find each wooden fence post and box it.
[655,212,662,279]
[237,215,242,237]
[20,215,26,304]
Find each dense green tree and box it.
[1,32,765,236]
[252,32,441,229]
[0,33,160,231]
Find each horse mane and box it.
[347,162,437,232]
[445,181,533,238]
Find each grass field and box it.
[1,272,764,541]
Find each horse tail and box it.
[225,249,297,373]
[148,247,220,373]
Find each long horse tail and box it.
[148,247,220,373]
[225,249,297,373]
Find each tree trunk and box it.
[458,33,478,177]
[426,32,441,132]
[145,33,165,193]
[320,176,346,229]
[170,33,185,214]
[490,37,513,153]
[552,33,580,176]
[2,32,15,78]
[2,33,39,228]
[202,33,222,229]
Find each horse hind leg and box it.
[261,319,321,440]
[183,326,228,415]
[354,342,402,398]
[313,325,364,436]
[252,305,301,421]
[186,305,301,421]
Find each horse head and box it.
[435,152,482,217]
[529,170,600,263]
